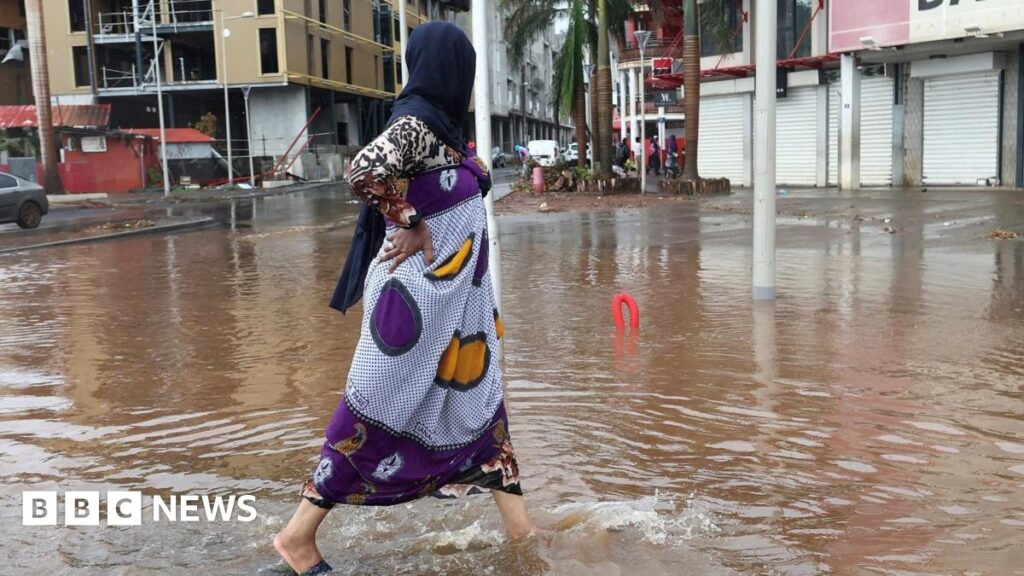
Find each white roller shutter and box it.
[829,76,894,186]
[923,72,1000,185]
[698,94,746,183]
[776,86,818,186]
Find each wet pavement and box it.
[0,184,1022,575]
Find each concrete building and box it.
[0,0,32,105]
[832,0,1024,189]
[619,1,833,188]
[40,0,467,178]
[451,5,573,153]
[620,1,1024,190]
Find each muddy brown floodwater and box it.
[0,187,1022,575]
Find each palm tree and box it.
[24,0,63,194]
[503,0,634,171]
[685,0,731,181]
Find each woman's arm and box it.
[346,116,436,228]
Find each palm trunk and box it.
[682,0,700,181]
[574,81,587,169]
[595,0,612,177]
[25,0,63,194]
[588,43,600,171]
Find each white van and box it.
[527,140,561,167]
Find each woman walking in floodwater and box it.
[274,22,534,575]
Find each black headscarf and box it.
[331,23,477,314]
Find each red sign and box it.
[652,58,673,75]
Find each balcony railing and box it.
[95,0,213,40]
[620,37,677,62]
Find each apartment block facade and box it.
[450,5,572,153]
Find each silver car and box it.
[0,171,48,229]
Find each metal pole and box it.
[152,6,170,196]
[753,0,777,300]
[471,0,504,329]
[221,13,233,185]
[244,86,255,186]
[639,51,646,195]
[399,0,409,82]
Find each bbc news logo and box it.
[23,491,257,526]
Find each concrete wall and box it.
[1001,47,1019,187]
[248,84,307,158]
[902,69,925,188]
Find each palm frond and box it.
[556,0,588,114]
[699,0,737,55]
[501,0,564,66]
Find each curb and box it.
[0,217,217,255]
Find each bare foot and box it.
[273,528,323,574]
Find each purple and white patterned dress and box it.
[302,116,521,507]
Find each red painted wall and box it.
[59,136,157,194]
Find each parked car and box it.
[0,171,48,229]
[563,142,592,164]
[527,140,561,167]
[491,146,508,168]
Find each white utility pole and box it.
[150,4,170,196]
[220,11,253,186]
[399,0,409,82]
[221,13,233,185]
[243,86,255,186]
[618,70,628,142]
[634,29,651,194]
[753,0,777,300]
[471,0,503,320]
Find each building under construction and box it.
[40,0,468,180]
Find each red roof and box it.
[0,104,111,128]
[126,128,215,143]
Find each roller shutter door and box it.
[698,94,746,183]
[775,87,818,186]
[828,76,894,186]
[923,72,1000,185]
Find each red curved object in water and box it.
[612,293,640,330]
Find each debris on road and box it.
[988,229,1019,240]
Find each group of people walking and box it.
[614,134,682,177]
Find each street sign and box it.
[654,90,678,105]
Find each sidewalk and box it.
[0,180,343,253]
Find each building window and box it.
[68,0,87,33]
[383,54,395,93]
[345,46,353,84]
[72,45,90,87]
[257,0,274,16]
[343,0,351,31]
[374,55,379,88]
[320,39,330,80]
[396,59,402,85]
[393,17,400,42]
[258,28,279,74]
[777,0,813,59]
[318,0,327,25]
[337,122,349,146]
[700,2,743,57]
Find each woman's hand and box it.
[381,221,435,273]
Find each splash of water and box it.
[548,492,719,546]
